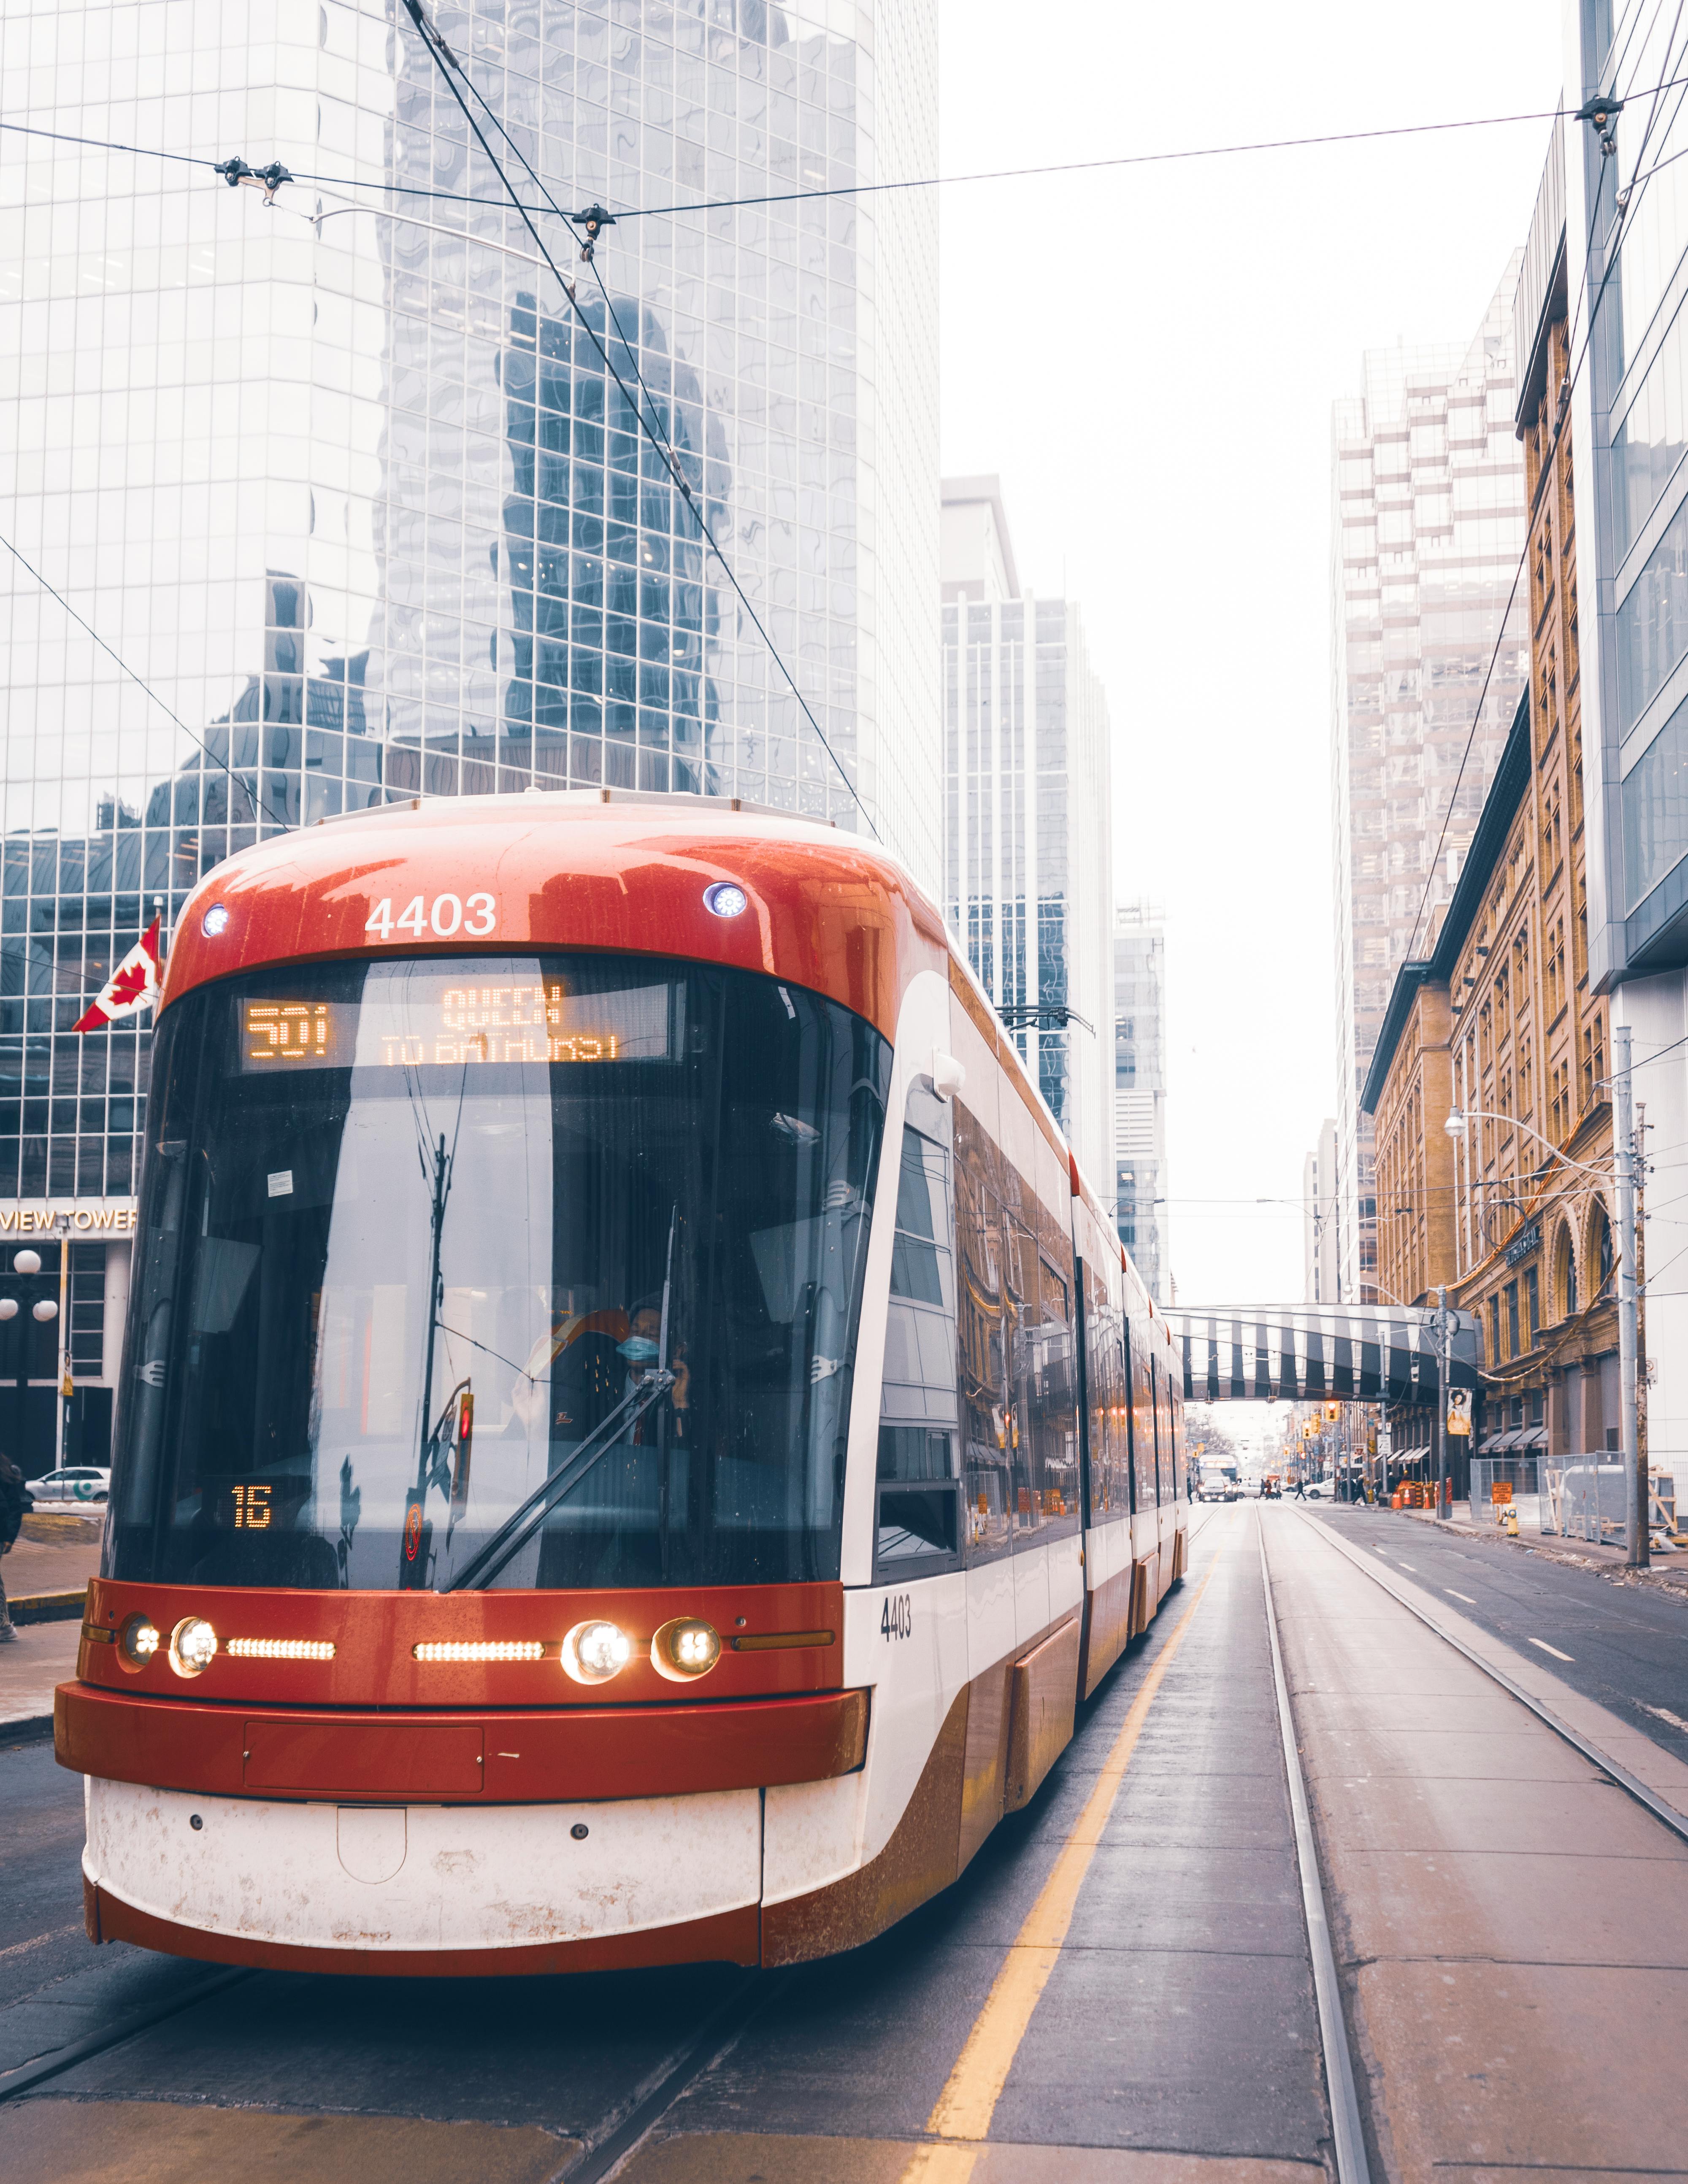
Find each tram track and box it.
[0,1963,253,2105]
[1255,1511,1373,2184]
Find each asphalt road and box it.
[0,1508,1337,2179]
[1312,1503,1688,1757]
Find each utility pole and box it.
[1614,1026,1646,1568]
[1435,1284,1452,1522]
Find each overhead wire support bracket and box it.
[571,203,617,263]
[1575,87,1625,154]
[214,156,293,204]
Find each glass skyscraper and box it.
[1113,898,1168,1302]
[939,476,1114,1192]
[1329,271,1528,1302]
[0,0,940,1472]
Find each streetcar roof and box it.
[166,787,1151,1299]
[166,788,947,1046]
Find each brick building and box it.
[1361,188,1622,1470]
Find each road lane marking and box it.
[910,1539,1225,2165]
[0,1925,78,1964]
[1398,1562,1418,1572]
[1642,1703,1688,1733]
[1528,1636,1574,1661]
[1445,1588,1477,1605]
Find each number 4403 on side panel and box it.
[881,1594,912,1642]
[365,893,497,941]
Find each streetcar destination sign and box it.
[240,977,673,1072]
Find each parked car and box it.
[1304,1477,1331,1500]
[24,1465,111,1508]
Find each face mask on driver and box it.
[618,1335,660,1362]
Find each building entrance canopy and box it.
[1166,1306,1481,1403]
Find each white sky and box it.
[937,0,1561,1302]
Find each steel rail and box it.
[566,1970,790,2183]
[1299,1511,1688,1849]
[0,1965,253,2103]
[1256,1514,1374,2184]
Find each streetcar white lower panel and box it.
[83,1778,761,1953]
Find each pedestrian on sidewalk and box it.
[0,1454,24,1642]
[1291,1473,1307,1501]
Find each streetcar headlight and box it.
[121,1614,160,1666]
[168,1616,219,1678]
[562,1619,631,1685]
[651,1617,721,1681]
[702,881,747,919]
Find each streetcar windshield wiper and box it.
[448,1204,682,1592]
[446,1368,675,1591]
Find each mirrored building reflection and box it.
[0,0,940,1473]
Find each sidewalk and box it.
[1393,1496,1688,1599]
[4,1514,103,1619]
[0,1615,79,1730]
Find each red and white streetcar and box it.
[57,791,1187,1974]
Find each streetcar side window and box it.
[1127,1319,1158,1510]
[876,1077,962,1576]
[955,1091,1010,1563]
[951,1079,1080,1562]
[1080,1265,1129,1521]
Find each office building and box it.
[1113,900,1169,1300]
[1303,1117,1339,1305]
[0,0,941,1473]
[1329,269,1530,1302]
[941,476,1114,1190]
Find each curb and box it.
[1387,1507,1688,1597]
[0,1714,56,1742]
[8,1590,87,1626]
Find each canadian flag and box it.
[74,917,164,1032]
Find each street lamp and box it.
[1445,1033,1644,1568]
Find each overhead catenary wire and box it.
[13,72,1688,226]
[389,0,876,838]
[0,528,294,839]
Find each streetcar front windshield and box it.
[108,954,889,1589]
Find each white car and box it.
[1303,1477,1332,1500]
[25,1465,111,1508]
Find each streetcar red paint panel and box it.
[56,1681,870,1803]
[162,799,950,1045]
[243,1721,485,1796]
[76,1578,846,1709]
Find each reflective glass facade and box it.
[0,0,939,1470]
[940,582,1113,1192]
[1112,899,1167,1302]
[1329,270,1528,1301]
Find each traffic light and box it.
[1324,1400,1340,1421]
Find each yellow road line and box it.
[914,1521,1230,2165]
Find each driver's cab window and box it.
[875,1075,962,1576]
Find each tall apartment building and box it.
[1303,1116,1339,1304]
[0,0,941,1474]
[1330,272,1530,1301]
[941,476,1114,1190]
[1113,900,1169,1301]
